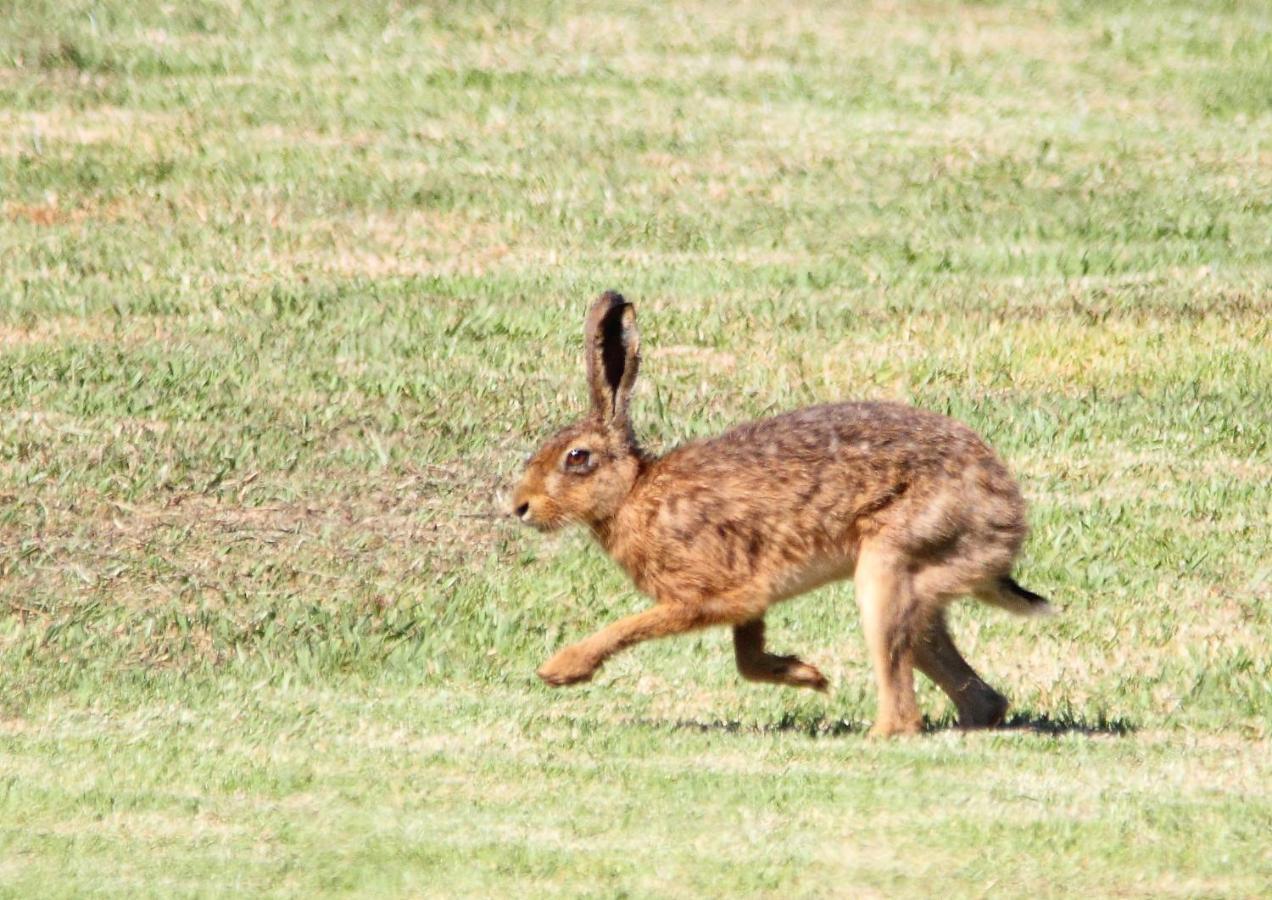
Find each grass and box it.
[1,0,1270,895]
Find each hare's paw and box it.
[867,715,923,739]
[743,652,829,692]
[778,657,830,693]
[537,646,598,686]
[957,691,1009,730]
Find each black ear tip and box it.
[588,291,632,327]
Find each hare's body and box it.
[602,402,1027,617]
[512,293,1050,737]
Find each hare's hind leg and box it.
[913,609,1008,728]
[732,619,829,692]
[854,544,923,737]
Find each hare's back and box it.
[665,401,999,479]
[643,401,1023,540]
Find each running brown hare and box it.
[510,291,1051,737]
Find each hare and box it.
[510,291,1051,737]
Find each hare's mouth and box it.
[522,515,560,533]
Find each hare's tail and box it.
[977,577,1054,617]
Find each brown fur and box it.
[511,291,1051,737]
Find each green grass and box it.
[1,0,1270,895]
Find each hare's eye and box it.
[565,448,591,467]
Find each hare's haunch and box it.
[511,292,1050,737]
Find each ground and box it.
[1,0,1270,896]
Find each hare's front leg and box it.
[732,619,829,691]
[854,544,923,737]
[537,603,710,686]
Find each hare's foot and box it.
[868,714,923,739]
[537,645,598,686]
[732,619,829,692]
[957,690,1009,729]
[744,652,829,692]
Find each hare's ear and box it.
[585,291,640,433]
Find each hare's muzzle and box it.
[509,489,538,526]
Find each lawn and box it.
[1,0,1270,896]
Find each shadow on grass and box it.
[641,714,866,738]
[636,710,1135,739]
[995,710,1136,737]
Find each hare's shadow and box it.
[638,710,1134,739]
[996,711,1135,737]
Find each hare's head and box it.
[511,292,644,532]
